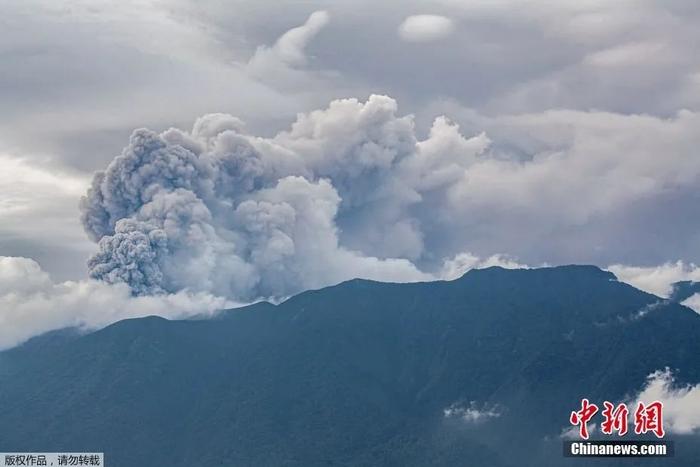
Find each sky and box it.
[2,0,700,348]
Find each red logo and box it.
[569,398,598,439]
[600,401,629,436]
[634,401,665,438]
[569,399,664,439]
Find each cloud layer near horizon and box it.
[0,256,233,350]
[0,249,527,350]
[608,262,700,298]
[2,249,698,351]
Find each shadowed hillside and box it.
[1,266,698,466]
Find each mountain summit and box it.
[1,266,698,466]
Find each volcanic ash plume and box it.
[80,96,489,301]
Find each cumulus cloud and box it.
[398,15,455,42]
[629,369,700,435]
[421,102,700,267]
[0,256,233,351]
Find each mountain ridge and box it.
[1,264,698,466]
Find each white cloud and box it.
[268,10,329,66]
[398,15,455,42]
[247,10,331,85]
[448,109,700,223]
[682,294,700,314]
[440,252,527,280]
[629,369,700,435]
[424,102,700,266]
[608,262,700,298]
[560,368,700,439]
[0,256,234,351]
[444,401,501,423]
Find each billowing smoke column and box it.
[81,95,489,301]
